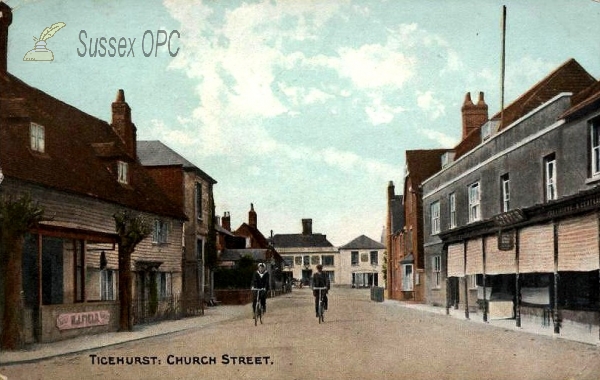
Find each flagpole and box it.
[500,5,506,128]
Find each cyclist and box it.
[251,262,270,317]
[312,264,330,317]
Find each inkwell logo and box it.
[23,22,66,61]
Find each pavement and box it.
[1,295,598,367]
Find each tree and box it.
[0,193,44,350]
[113,211,152,332]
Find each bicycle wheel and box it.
[259,305,263,324]
[318,302,324,324]
[254,303,260,326]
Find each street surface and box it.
[1,287,600,380]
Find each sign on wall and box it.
[56,310,110,330]
[497,230,514,251]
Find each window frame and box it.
[591,117,600,177]
[430,200,440,234]
[195,182,203,221]
[152,219,169,244]
[501,173,510,213]
[544,154,557,201]
[370,251,378,266]
[432,256,441,288]
[351,251,359,266]
[117,161,129,184]
[449,192,456,228]
[468,182,481,223]
[30,122,45,153]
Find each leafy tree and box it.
[0,193,44,350]
[113,211,152,332]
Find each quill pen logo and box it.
[23,22,66,61]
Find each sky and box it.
[5,0,600,247]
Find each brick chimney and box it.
[222,211,231,231]
[111,89,137,159]
[387,181,395,202]
[0,2,13,73]
[461,91,488,139]
[248,203,257,228]
[302,219,312,235]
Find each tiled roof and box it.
[454,58,596,159]
[405,149,450,185]
[235,223,270,249]
[272,233,334,248]
[490,59,595,130]
[560,80,600,121]
[339,235,384,250]
[137,140,216,184]
[0,73,186,220]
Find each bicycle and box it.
[313,287,327,323]
[251,287,266,326]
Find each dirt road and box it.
[1,287,600,380]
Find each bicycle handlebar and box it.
[312,287,328,290]
[251,288,266,291]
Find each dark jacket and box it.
[251,270,270,291]
[312,271,330,297]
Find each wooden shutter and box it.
[558,213,599,272]
[485,235,515,274]
[519,223,554,273]
[447,243,464,277]
[465,238,483,275]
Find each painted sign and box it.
[56,310,110,330]
[498,230,514,251]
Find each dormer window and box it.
[441,152,455,169]
[30,122,45,153]
[117,161,129,184]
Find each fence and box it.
[132,294,204,325]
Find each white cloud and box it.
[416,91,446,120]
[365,95,405,126]
[419,129,458,148]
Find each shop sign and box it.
[498,230,514,251]
[56,310,110,330]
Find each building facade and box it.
[137,140,217,315]
[339,235,385,288]
[422,59,600,338]
[272,219,339,286]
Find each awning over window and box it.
[485,235,515,274]
[447,243,464,277]
[519,223,554,273]
[465,238,483,275]
[558,213,599,271]
[400,253,414,264]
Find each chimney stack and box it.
[111,89,137,159]
[461,91,488,139]
[302,219,312,235]
[249,203,257,228]
[0,2,13,73]
[222,211,231,231]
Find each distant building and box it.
[338,235,385,288]
[272,219,338,286]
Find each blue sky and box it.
[6,0,600,246]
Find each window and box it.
[196,239,203,261]
[283,256,294,268]
[370,251,378,266]
[117,161,128,184]
[544,154,557,201]
[468,182,481,222]
[431,201,440,234]
[30,122,45,153]
[361,253,369,262]
[101,270,115,300]
[195,183,203,220]
[294,256,302,266]
[591,117,600,177]
[501,174,510,212]
[432,256,441,288]
[158,272,170,299]
[324,271,335,284]
[303,255,310,266]
[449,193,456,228]
[322,255,334,266]
[402,264,413,291]
[351,251,359,266]
[311,255,320,265]
[152,219,169,244]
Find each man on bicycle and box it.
[312,264,330,317]
[251,262,270,316]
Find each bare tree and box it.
[113,211,152,332]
